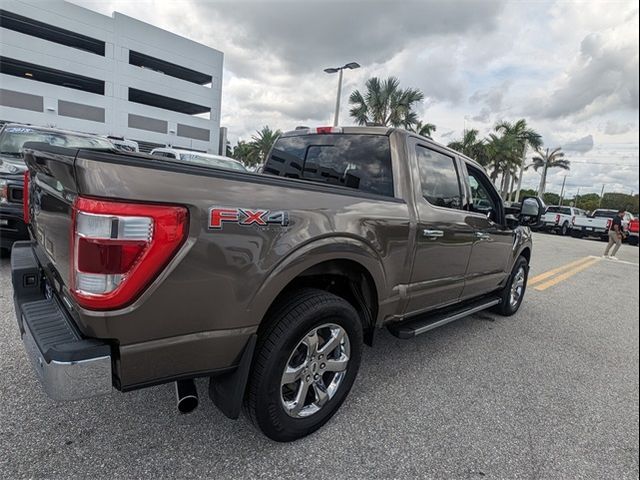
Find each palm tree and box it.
[485,133,520,184]
[249,126,282,164]
[231,140,259,167]
[349,77,424,128]
[494,119,542,201]
[529,147,570,195]
[448,129,489,166]
[410,120,437,137]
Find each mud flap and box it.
[208,334,257,419]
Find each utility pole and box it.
[575,187,581,209]
[559,175,567,206]
[599,184,606,208]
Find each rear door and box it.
[460,162,514,300]
[404,139,474,315]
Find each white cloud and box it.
[71,0,639,194]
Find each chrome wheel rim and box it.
[510,266,526,308]
[280,323,350,418]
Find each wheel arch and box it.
[247,237,386,346]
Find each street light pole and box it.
[333,68,344,127]
[324,62,360,127]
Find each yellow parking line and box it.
[534,257,601,291]
[528,256,593,286]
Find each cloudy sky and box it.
[73,0,639,197]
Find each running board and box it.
[388,297,501,339]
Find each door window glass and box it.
[415,146,462,209]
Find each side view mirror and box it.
[519,196,546,226]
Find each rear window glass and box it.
[547,206,571,215]
[593,210,616,218]
[264,134,394,197]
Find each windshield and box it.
[178,153,247,172]
[0,126,114,157]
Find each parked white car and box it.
[571,209,633,240]
[150,147,247,172]
[540,206,587,236]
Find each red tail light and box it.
[606,219,612,230]
[23,171,30,224]
[70,197,188,310]
[313,126,343,134]
[555,214,561,224]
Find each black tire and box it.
[0,247,10,259]
[492,256,529,316]
[244,288,363,442]
[560,222,570,236]
[629,236,639,246]
[571,230,583,239]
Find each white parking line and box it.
[589,255,639,267]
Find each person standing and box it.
[604,209,626,259]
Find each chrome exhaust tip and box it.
[175,379,198,414]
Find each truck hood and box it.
[0,155,27,176]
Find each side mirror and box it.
[519,196,546,226]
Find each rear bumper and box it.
[12,241,113,401]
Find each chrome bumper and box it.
[21,318,112,401]
[12,241,113,402]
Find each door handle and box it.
[422,229,444,239]
[475,232,491,241]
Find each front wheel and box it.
[493,256,529,316]
[244,289,363,442]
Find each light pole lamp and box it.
[324,62,360,127]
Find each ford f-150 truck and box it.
[571,208,633,240]
[539,205,586,236]
[11,126,543,441]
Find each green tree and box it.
[447,129,488,166]
[542,192,561,205]
[494,119,542,201]
[349,76,424,128]
[485,132,520,184]
[410,120,437,137]
[529,147,570,196]
[231,140,258,167]
[249,126,282,165]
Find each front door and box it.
[461,163,514,300]
[404,141,475,316]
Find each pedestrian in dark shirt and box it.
[604,209,626,260]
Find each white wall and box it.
[0,0,223,153]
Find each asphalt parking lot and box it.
[1,233,638,479]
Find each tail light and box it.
[70,197,188,310]
[606,219,612,230]
[23,171,30,224]
[312,126,343,134]
[572,216,576,226]
[555,214,560,224]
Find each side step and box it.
[388,297,501,339]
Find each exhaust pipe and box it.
[175,379,198,414]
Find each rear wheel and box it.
[560,222,570,236]
[493,256,529,316]
[0,247,10,259]
[244,289,363,442]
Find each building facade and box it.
[0,0,223,153]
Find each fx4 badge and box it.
[209,207,289,230]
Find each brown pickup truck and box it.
[11,126,543,441]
